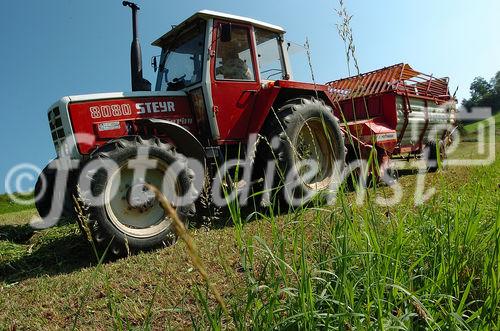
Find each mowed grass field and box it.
[0,123,499,329]
[462,112,500,135]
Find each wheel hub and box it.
[126,183,157,212]
[294,118,336,190]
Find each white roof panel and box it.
[152,10,285,46]
[197,10,284,32]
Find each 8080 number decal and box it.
[89,104,132,119]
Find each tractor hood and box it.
[47,91,197,157]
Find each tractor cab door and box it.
[210,21,260,143]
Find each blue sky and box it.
[0,0,499,193]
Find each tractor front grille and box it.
[48,106,66,153]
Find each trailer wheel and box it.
[425,140,446,173]
[81,137,196,255]
[263,98,345,206]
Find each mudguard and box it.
[135,118,206,167]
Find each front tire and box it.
[81,137,196,255]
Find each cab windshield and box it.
[156,21,206,91]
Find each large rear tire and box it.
[262,98,345,206]
[81,137,196,255]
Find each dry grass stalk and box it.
[144,184,229,316]
[304,37,319,99]
[72,194,92,243]
[336,0,360,76]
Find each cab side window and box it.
[215,26,255,81]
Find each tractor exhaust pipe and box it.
[123,1,151,91]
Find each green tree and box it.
[462,72,500,113]
[492,71,500,96]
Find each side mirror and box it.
[220,23,232,43]
[151,56,158,72]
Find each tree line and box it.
[462,71,500,114]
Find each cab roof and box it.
[152,10,285,47]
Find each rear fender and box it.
[249,85,336,136]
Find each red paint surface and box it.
[68,96,196,154]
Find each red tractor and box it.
[34,3,455,254]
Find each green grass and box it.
[0,192,35,215]
[462,112,500,134]
[0,141,499,330]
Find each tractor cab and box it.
[152,10,293,141]
[153,10,292,90]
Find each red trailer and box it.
[327,63,456,170]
